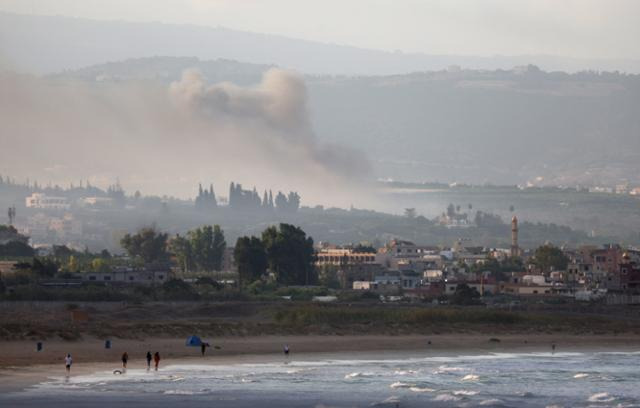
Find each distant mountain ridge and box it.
[2,12,640,76]
[50,56,271,86]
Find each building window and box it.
[89,276,96,281]
[104,276,111,281]
[158,275,164,280]
[129,276,134,281]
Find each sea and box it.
[2,350,640,407]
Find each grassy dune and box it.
[1,301,639,342]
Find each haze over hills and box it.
[2,12,640,229]
[2,12,640,76]
[49,56,640,188]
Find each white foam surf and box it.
[409,386,434,393]
[588,392,615,402]
[389,382,414,389]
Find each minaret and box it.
[511,215,519,258]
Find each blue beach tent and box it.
[185,335,202,347]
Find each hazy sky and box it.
[0,0,638,60]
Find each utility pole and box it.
[7,206,16,225]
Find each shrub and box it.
[273,305,528,327]
[195,276,223,289]
[245,280,277,295]
[161,279,199,301]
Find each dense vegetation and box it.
[0,175,628,255]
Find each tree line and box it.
[194,182,301,213]
[229,182,300,213]
[120,223,316,287]
[235,223,316,288]
[121,225,227,273]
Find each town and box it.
[2,187,639,306]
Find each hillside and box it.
[49,57,640,187]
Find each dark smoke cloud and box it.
[0,68,372,206]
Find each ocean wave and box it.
[433,393,462,402]
[438,365,465,372]
[435,365,466,374]
[454,390,479,396]
[461,374,480,381]
[393,370,417,375]
[370,396,401,406]
[163,390,205,395]
[595,351,640,356]
[344,372,373,379]
[588,392,615,402]
[390,382,414,389]
[573,373,589,379]
[409,386,435,393]
[479,398,504,406]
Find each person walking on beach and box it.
[121,352,129,370]
[146,351,152,370]
[153,352,160,371]
[283,344,290,364]
[65,353,72,375]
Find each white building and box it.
[83,268,169,285]
[25,193,70,210]
[79,197,114,208]
[424,269,443,281]
[376,240,440,270]
[522,275,549,286]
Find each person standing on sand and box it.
[65,353,72,375]
[121,352,129,370]
[153,352,160,371]
[201,342,210,356]
[146,351,152,369]
[283,344,290,364]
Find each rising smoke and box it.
[0,68,371,206]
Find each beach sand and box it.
[2,333,639,392]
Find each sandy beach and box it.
[4,302,640,397]
[2,333,640,393]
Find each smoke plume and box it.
[0,68,371,206]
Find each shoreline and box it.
[2,333,640,393]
